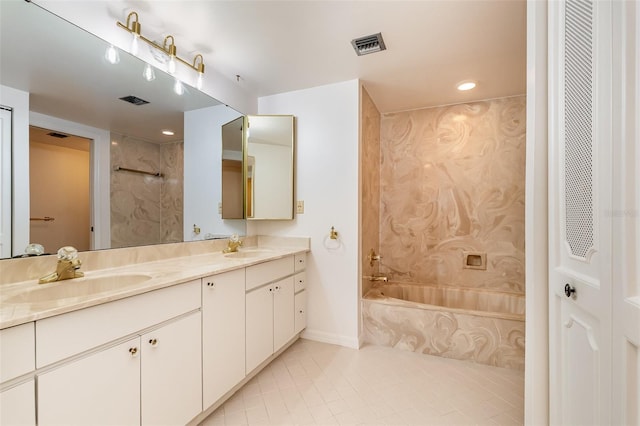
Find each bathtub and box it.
[362,282,525,370]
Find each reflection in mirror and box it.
[245,115,295,220]
[29,126,91,254]
[221,117,244,219]
[0,1,245,258]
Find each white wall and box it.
[249,79,361,348]
[184,105,245,239]
[0,85,29,256]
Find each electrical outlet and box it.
[218,202,222,214]
[296,200,305,214]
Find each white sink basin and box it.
[223,248,274,259]
[5,273,153,304]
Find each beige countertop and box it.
[0,245,308,329]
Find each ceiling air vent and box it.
[119,95,149,106]
[47,132,68,139]
[351,32,386,56]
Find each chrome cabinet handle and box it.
[129,347,138,357]
[564,283,576,298]
[148,338,158,347]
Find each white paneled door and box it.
[549,0,640,424]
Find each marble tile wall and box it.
[160,142,184,244]
[379,96,526,295]
[362,299,525,370]
[361,87,381,295]
[110,134,183,248]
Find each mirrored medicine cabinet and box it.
[221,115,295,221]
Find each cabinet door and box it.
[202,269,246,408]
[0,322,35,383]
[246,286,274,373]
[141,312,202,426]
[273,277,295,351]
[0,380,35,426]
[38,338,140,426]
[294,290,307,334]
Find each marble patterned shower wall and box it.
[160,142,184,244]
[361,87,382,295]
[111,134,183,248]
[379,96,526,294]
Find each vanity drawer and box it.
[246,257,293,291]
[36,280,200,368]
[0,322,35,383]
[294,272,306,293]
[294,254,306,272]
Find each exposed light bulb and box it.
[162,130,175,136]
[174,78,184,95]
[143,64,156,82]
[168,56,177,74]
[105,45,120,64]
[130,34,140,55]
[196,72,203,90]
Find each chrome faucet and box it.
[222,234,243,253]
[39,246,84,284]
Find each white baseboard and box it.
[301,328,360,349]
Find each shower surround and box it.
[111,134,184,248]
[361,95,526,369]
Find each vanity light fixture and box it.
[193,54,205,89]
[164,35,177,74]
[117,11,206,83]
[126,11,141,55]
[456,80,477,91]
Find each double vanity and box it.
[0,236,309,425]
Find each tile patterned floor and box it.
[200,339,524,426]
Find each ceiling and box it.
[33,0,527,114]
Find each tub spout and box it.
[364,275,388,282]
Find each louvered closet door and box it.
[548,0,613,424]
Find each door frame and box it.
[524,0,550,424]
[28,112,110,251]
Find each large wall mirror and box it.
[244,115,295,220]
[221,115,295,220]
[0,1,245,259]
[221,117,244,219]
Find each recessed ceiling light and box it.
[457,81,477,91]
[162,130,175,136]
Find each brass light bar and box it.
[116,11,205,75]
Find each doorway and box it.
[29,125,91,254]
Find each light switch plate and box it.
[296,200,304,214]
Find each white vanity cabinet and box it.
[294,273,307,334]
[38,338,141,426]
[140,312,202,426]
[245,254,306,374]
[0,322,36,426]
[36,281,202,426]
[0,380,36,426]
[202,269,246,408]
